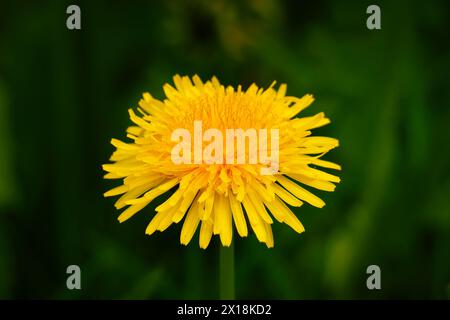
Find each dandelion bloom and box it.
[103,75,340,248]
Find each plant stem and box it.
[219,243,235,299]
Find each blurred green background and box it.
[1,0,449,299]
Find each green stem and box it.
[219,243,235,299]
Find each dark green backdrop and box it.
[0,0,449,299]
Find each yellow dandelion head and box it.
[103,75,340,249]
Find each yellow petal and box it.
[199,217,213,249]
[218,195,233,246]
[264,223,274,248]
[155,189,182,212]
[157,207,178,231]
[284,94,314,118]
[247,189,273,224]
[118,198,152,223]
[173,191,198,223]
[269,196,305,234]
[104,184,129,197]
[288,174,336,192]
[202,191,215,220]
[242,196,267,243]
[277,175,325,208]
[296,167,340,183]
[180,200,201,245]
[229,194,248,237]
[145,211,165,235]
[272,183,303,207]
[309,158,341,170]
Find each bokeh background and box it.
[1,0,449,299]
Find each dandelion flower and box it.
[103,75,340,248]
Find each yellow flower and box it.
[103,75,340,248]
